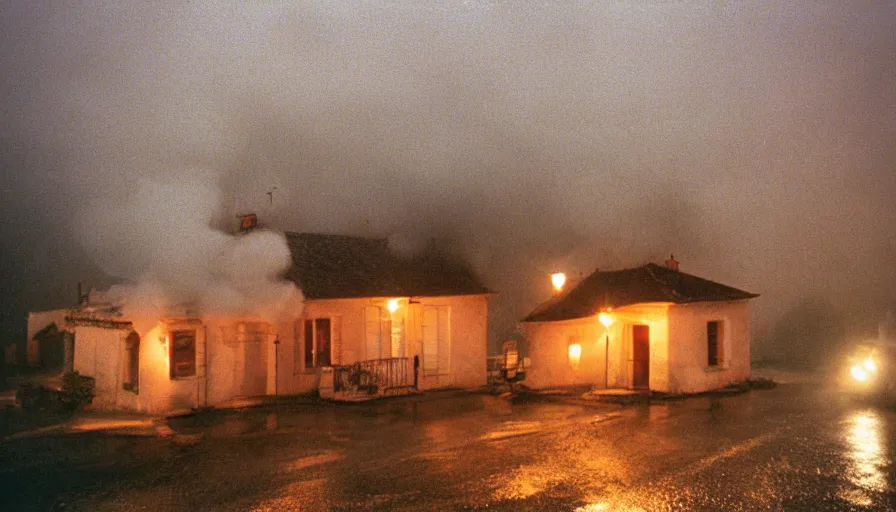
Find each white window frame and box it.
[303,317,333,369]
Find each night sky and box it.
[1,3,894,363]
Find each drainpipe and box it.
[604,332,609,389]
[273,335,280,395]
[413,355,419,390]
[203,325,209,408]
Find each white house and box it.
[280,233,492,395]
[522,257,758,394]
[55,232,492,413]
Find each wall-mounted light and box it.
[551,272,567,292]
[598,311,614,328]
[387,298,400,313]
[568,343,582,369]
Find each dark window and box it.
[304,320,314,369]
[169,330,196,378]
[707,321,721,367]
[123,332,140,393]
[304,318,332,368]
[315,318,332,366]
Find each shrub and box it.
[16,381,46,410]
[59,371,95,411]
[747,377,777,390]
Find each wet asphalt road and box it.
[1,380,894,511]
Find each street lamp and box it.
[599,311,614,388]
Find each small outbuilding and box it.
[522,257,758,394]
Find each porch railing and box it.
[333,357,411,395]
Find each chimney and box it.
[77,282,90,306]
[665,254,679,271]
[238,213,259,233]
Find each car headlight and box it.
[862,357,877,373]
[851,364,870,382]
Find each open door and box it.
[632,325,650,389]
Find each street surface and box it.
[2,379,894,511]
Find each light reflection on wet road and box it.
[2,382,895,511]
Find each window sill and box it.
[704,365,728,373]
[169,375,198,381]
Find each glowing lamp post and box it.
[599,311,614,388]
[551,272,567,293]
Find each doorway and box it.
[632,325,650,389]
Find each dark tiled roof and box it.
[32,322,61,340]
[523,263,758,322]
[284,233,491,300]
[65,312,134,330]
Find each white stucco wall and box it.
[74,316,279,414]
[277,294,489,394]
[609,304,671,392]
[72,325,129,410]
[523,318,603,389]
[523,303,671,391]
[666,300,752,394]
[73,294,488,412]
[202,317,273,405]
[415,294,489,390]
[73,323,202,413]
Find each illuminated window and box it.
[707,321,724,367]
[169,330,197,379]
[122,331,140,393]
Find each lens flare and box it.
[850,365,869,382]
[862,357,877,373]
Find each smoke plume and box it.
[77,170,301,322]
[1,2,895,360]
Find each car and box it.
[842,341,896,404]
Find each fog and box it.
[1,2,894,363]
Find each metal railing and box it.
[333,357,411,395]
[487,350,528,387]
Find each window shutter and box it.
[293,319,301,373]
[423,307,439,375]
[437,306,450,375]
[365,307,382,360]
[304,320,313,368]
[423,306,450,375]
[332,316,341,365]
